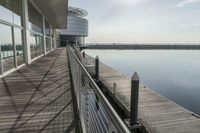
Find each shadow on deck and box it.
[0,48,80,133]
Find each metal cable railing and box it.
[72,45,86,65]
[67,46,131,133]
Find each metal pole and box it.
[83,51,85,58]
[0,45,3,74]
[130,72,140,126]
[42,15,46,54]
[95,56,99,80]
[11,27,17,67]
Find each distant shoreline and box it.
[82,44,200,50]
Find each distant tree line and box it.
[1,45,23,51]
[86,44,200,50]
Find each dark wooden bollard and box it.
[113,82,116,96]
[95,56,99,80]
[130,72,140,126]
[83,51,85,58]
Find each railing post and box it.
[95,56,99,80]
[83,51,85,58]
[130,72,140,127]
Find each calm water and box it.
[85,50,200,115]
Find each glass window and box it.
[0,0,22,26]
[0,0,13,23]
[51,28,54,38]
[29,32,43,59]
[56,39,60,47]
[0,23,14,72]
[45,20,50,36]
[46,37,51,52]
[13,0,22,26]
[28,2,43,33]
[52,38,55,49]
[14,28,24,66]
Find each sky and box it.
[69,0,200,43]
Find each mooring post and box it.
[113,82,116,96]
[95,56,99,80]
[83,51,85,58]
[130,72,140,127]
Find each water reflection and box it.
[85,50,200,115]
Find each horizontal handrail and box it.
[67,46,131,133]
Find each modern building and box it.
[59,6,88,46]
[0,0,68,77]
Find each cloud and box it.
[174,0,200,7]
[180,23,200,27]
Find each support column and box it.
[75,36,77,45]
[12,27,17,67]
[50,38,52,51]
[0,46,3,74]
[83,37,85,46]
[54,29,56,49]
[42,16,46,54]
[50,25,52,51]
[22,0,31,64]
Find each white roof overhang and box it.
[32,0,68,28]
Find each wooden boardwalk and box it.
[86,55,200,133]
[0,48,80,133]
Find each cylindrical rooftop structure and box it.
[60,6,88,46]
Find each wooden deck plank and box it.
[86,55,200,133]
[0,48,80,133]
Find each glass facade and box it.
[29,32,43,59]
[0,23,14,72]
[45,20,50,36]
[13,0,22,26]
[55,30,60,47]
[45,20,52,52]
[0,0,58,75]
[0,0,22,26]
[56,39,60,47]
[0,0,13,23]
[52,38,55,49]
[28,1,43,33]
[0,0,23,74]
[51,29,55,49]
[46,37,51,52]
[51,28,54,38]
[28,1,43,59]
[14,28,24,66]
